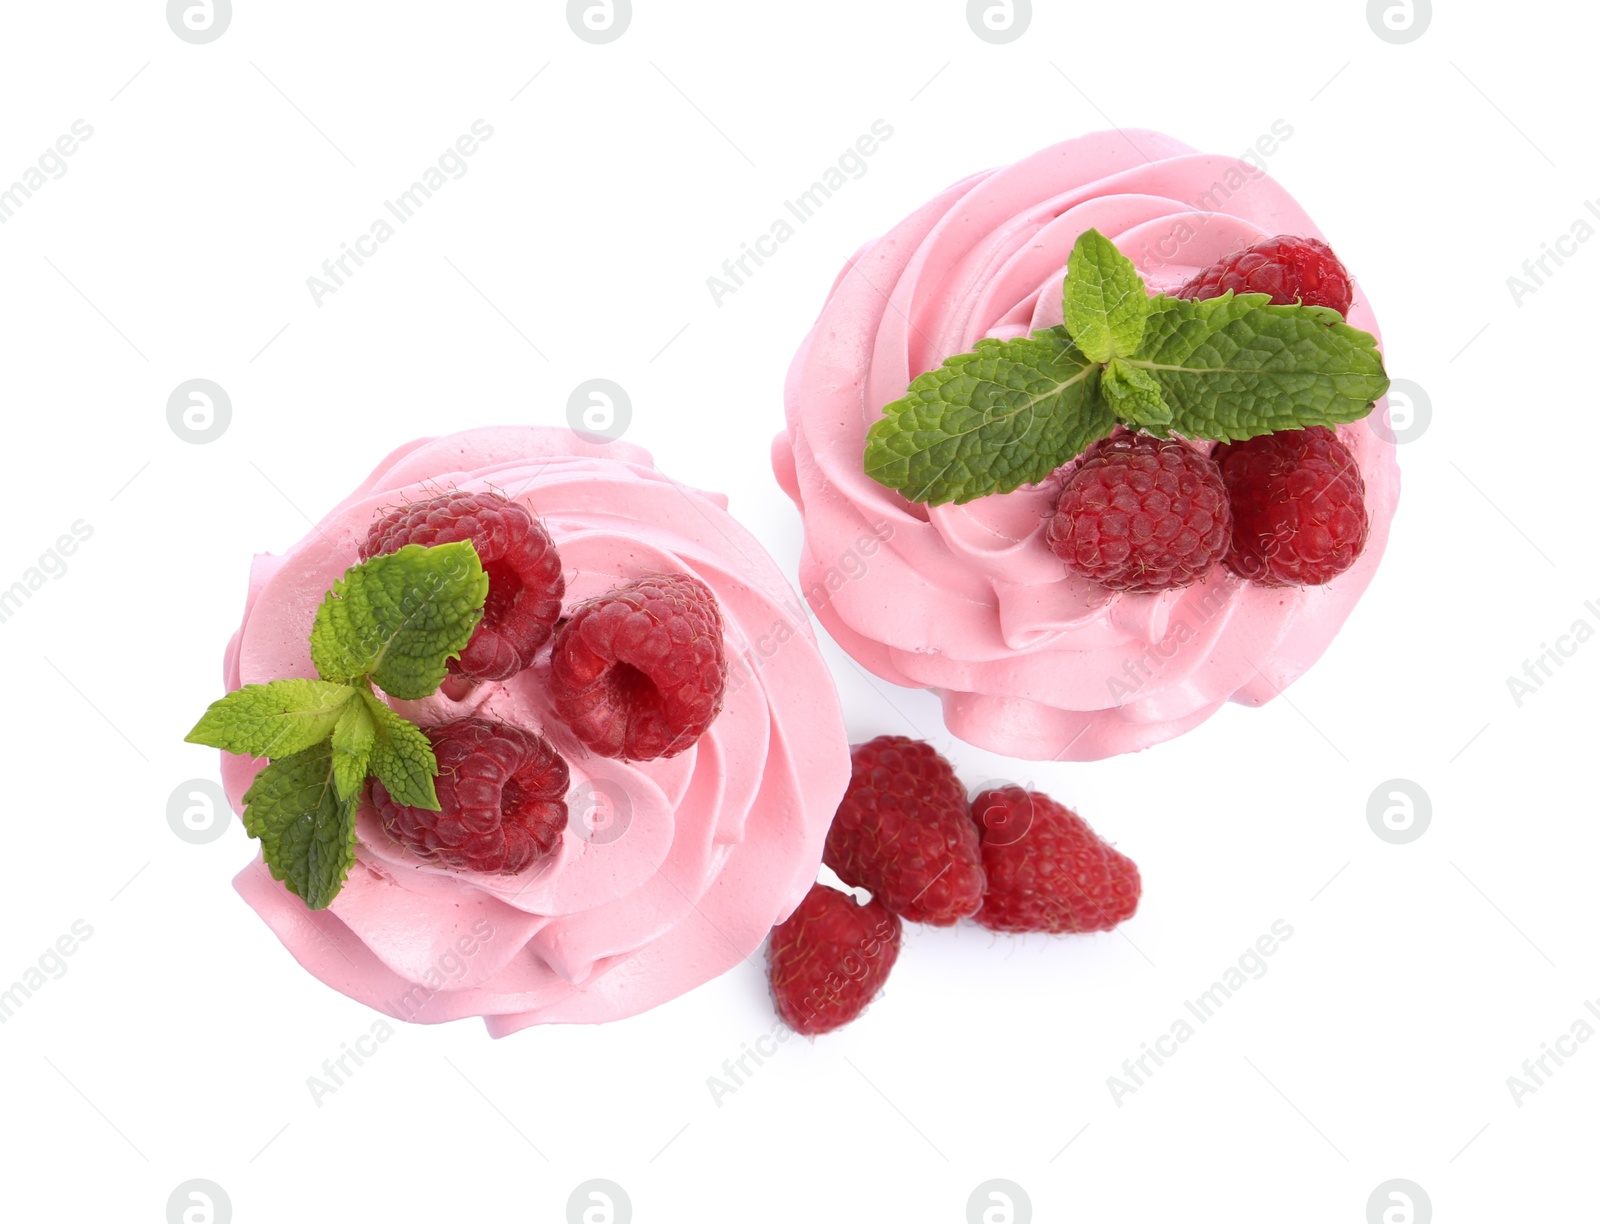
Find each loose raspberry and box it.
[361,490,564,683]
[823,736,984,926]
[768,883,902,1036]
[972,787,1140,934]
[549,573,727,761]
[370,717,569,875]
[1175,234,1354,318]
[1212,426,1370,587]
[1045,431,1231,593]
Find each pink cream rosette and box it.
[774,129,1398,761]
[220,427,849,1034]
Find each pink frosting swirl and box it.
[220,427,848,1034]
[774,129,1399,761]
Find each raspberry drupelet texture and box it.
[1212,426,1370,587]
[768,883,902,1036]
[361,490,564,683]
[1175,234,1354,318]
[972,787,1140,934]
[823,736,985,926]
[370,717,570,875]
[1046,431,1231,593]
[548,572,727,761]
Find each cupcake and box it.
[195,427,848,1035]
[774,129,1397,761]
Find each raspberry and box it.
[972,787,1140,934]
[549,573,727,761]
[1045,431,1231,593]
[1175,234,1354,318]
[768,883,902,1036]
[823,736,984,926]
[370,717,569,875]
[1212,426,1370,587]
[361,490,564,683]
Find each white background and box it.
[1,2,1594,1221]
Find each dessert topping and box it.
[371,717,569,874]
[187,541,488,908]
[549,573,728,761]
[361,490,565,682]
[864,228,1388,507]
[1214,425,1370,587]
[1046,429,1232,593]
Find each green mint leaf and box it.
[1123,293,1390,440]
[242,741,359,911]
[309,541,488,700]
[1102,358,1171,430]
[362,691,440,810]
[185,679,357,758]
[329,698,375,803]
[1061,228,1149,363]
[864,327,1118,505]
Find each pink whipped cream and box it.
[774,129,1399,761]
[220,427,848,1034]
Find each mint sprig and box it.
[362,690,440,809]
[863,329,1114,506]
[1102,358,1171,430]
[185,542,487,910]
[329,699,377,802]
[1119,293,1387,441]
[310,540,489,700]
[186,678,358,759]
[1062,227,1149,362]
[242,742,359,912]
[864,228,1390,505]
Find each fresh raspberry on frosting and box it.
[972,787,1140,934]
[1175,234,1354,318]
[1045,431,1232,593]
[361,490,564,683]
[823,736,984,926]
[370,717,569,875]
[768,882,902,1035]
[1213,426,1370,587]
[549,573,727,761]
